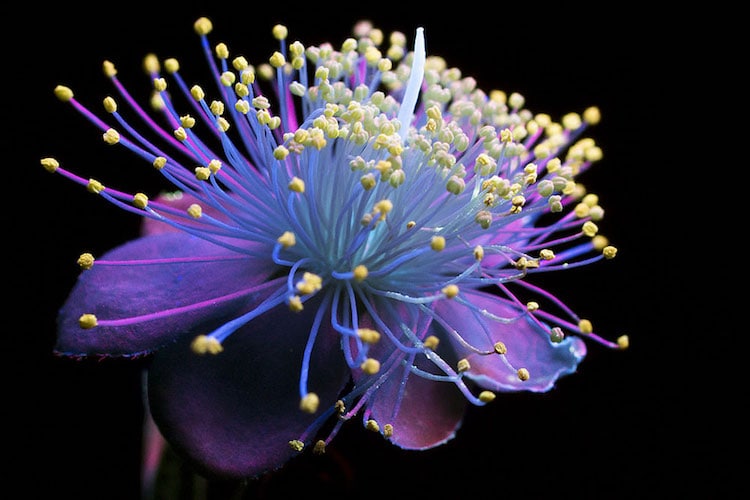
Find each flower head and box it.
[44,17,626,479]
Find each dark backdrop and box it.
[10,3,721,499]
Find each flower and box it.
[43,17,627,480]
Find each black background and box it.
[10,3,725,499]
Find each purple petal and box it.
[56,232,277,357]
[358,301,466,450]
[436,290,586,392]
[146,297,350,479]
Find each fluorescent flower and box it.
[43,17,627,479]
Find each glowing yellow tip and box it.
[77,253,95,270]
[87,179,104,194]
[132,193,148,209]
[78,314,97,329]
[103,96,117,113]
[40,157,59,173]
[277,231,296,248]
[582,221,599,237]
[102,60,117,77]
[288,440,304,452]
[360,358,381,375]
[102,128,120,145]
[194,17,213,36]
[457,358,471,373]
[190,85,205,101]
[374,199,393,219]
[539,249,555,260]
[190,335,224,355]
[215,43,229,60]
[431,236,446,251]
[300,393,320,414]
[313,440,326,455]
[578,319,593,334]
[479,391,496,403]
[473,245,484,261]
[288,295,304,312]
[272,24,288,40]
[583,106,601,125]
[288,176,305,193]
[517,368,530,381]
[353,264,368,282]
[54,85,73,101]
[366,419,380,432]
[494,341,507,355]
[383,423,394,438]
[356,328,380,344]
[153,156,167,169]
[141,54,159,74]
[423,335,439,350]
[187,204,202,218]
[164,58,179,73]
[617,335,629,349]
[526,301,539,311]
[603,245,618,259]
[442,284,459,299]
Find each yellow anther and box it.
[164,58,179,73]
[517,368,530,381]
[527,301,539,311]
[423,335,440,350]
[153,156,167,169]
[102,60,117,77]
[479,391,496,403]
[103,96,117,113]
[431,236,446,251]
[582,193,599,207]
[288,440,304,452]
[353,265,369,282]
[406,221,416,229]
[335,400,346,414]
[269,51,286,68]
[288,176,305,193]
[210,100,225,116]
[215,42,229,60]
[190,85,205,101]
[313,440,326,455]
[592,234,609,250]
[174,127,188,141]
[494,341,507,355]
[366,419,380,432]
[272,24,288,40]
[446,175,465,195]
[374,199,393,219]
[585,146,603,162]
[133,193,148,209]
[277,231,296,248]
[190,335,224,355]
[77,253,95,270]
[273,145,289,160]
[207,159,222,173]
[457,358,471,373]
[475,210,492,229]
[617,335,629,349]
[575,202,590,218]
[300,393,319,414]
[142,54,159,74]
[288,295,304,312]
[588,205,604,221]
[383,424,394,438]
[515,257,529,270]
[578,319,593,334]
[603,245,618,259]
[194,167,211,181]
[473,245,484,261]
[562,112,582,130]
[582,221,599,237]
[187,204,202,218]
[539,249,555,261]
[153,77,167,92]
[217,117,231,132]
[78,314,97,329]
[193,17,213,35]
[442,284,459,299]
[583,106,601,125]
[40,157,59,173]
[296,272,323,295]
[357,328,380,344]
[360,358,381,375]
[102,128,120,145]
[87,179,104,194]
